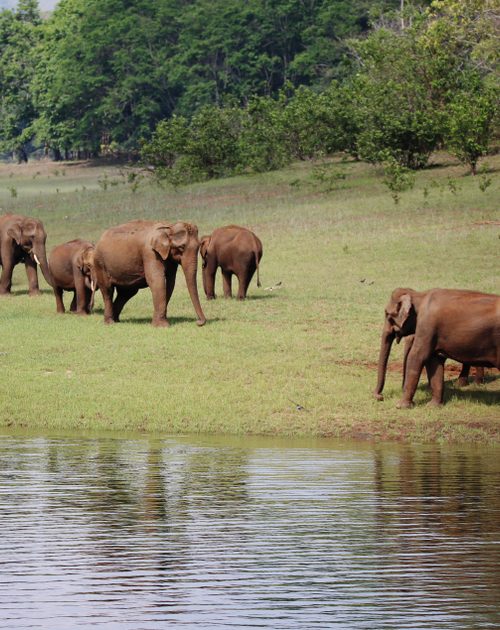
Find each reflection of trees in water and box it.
[0,436,251,608]
[372,445,500,613]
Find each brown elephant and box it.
[199,225,263,300]
[49,239,96,315]
[374,288,486,402]
[375,287,499,408]
[93,220,206,327]
[0,213,53,295]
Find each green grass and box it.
[0,155,498,442]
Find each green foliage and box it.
[382,158,415,204]
[445,85,498,174]
[0,2,40,159]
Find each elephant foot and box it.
[28,289,42,297]
[427,399,444,408]
[75,310,90,316]
[104,317,115,325]
[206,294,216,300]
[152,318,170,328]
[196,318,206,327]
[373,392,384,401]
[0,289,12,296]
[396,399,414,409]
[457,377,468,387]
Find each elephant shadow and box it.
[11,288,53,296]
[242,292,280,301]
[412,374,500,407]
[118,316,225,326]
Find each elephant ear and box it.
[395,293,412,328]
[199,236,211,260]
[169,223,189,251]
[151,227,172,261]
[7,224,22,245]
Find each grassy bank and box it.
[0,155,498,443]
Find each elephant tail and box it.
[254,249,261,287]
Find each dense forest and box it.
[0,0,498,179]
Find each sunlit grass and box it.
[0,155,498,442]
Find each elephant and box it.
[49,239,96,315]
[0,213,53,295]
[199,225,263,300]
[374,287,499,408]
[93,220,206,327]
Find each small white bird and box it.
[264,281,282,291]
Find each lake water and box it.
[0,431,499,629]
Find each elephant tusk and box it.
[34,254,41,265]
[91,279,95,292]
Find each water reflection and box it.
[0,433,499,628]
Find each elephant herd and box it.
[1,212,498,409]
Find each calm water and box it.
[0,431,499,629]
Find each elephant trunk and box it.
[33,243,53,288]
[181,252,206,326]
[373,326,396,401]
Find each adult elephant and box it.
[49,239,96,315]
[374,288,486,402]
[94,220,206,327]
[0,213,53,295]
[375,287,499,408]
[199,225,263,300]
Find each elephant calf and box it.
[200,225,263,300]
[49,239,96,314]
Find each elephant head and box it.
[199,236,211,267]
[151,222,206,326]
[373,288,421,400]
[7,217,53,287]
[77,246,96,291]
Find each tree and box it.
[0,1,40,161]
[445,84,497,174]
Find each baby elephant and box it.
[49,239,96,314]
[200,225,263,300]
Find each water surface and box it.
[0,431,499,629]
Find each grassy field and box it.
[0,155,498,443]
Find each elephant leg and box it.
[426,354,445,407]
[237,269,254,300]
[112,286,139,322]
[69,292,77,312]
[74,272,88,315]
[25,258,41,296]
[165,261,178,306]
[473,367,485,385]
[222,270,232,298]
[101,284,115,324]
[457,363,470,387]
[0,243,14,294]
[85,286,94,313]
[54,286,65,313]
[144,265,169,327]
[398,337,431,408]
[25,257,41,295]
[402,336,414,389]
[203,261,217,299]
